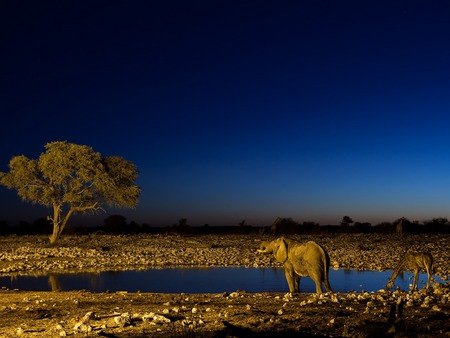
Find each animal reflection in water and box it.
[257,237,332,294]
[47,273,100,292]
[387,252,434,291]
[8,274,63,292]
[48,274,61,291]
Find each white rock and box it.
[142,313,155,321]
[73,322,92,333]
[432,305,441,312]
[81,311,95,322]
[153,314,171,324]
[114,312,132,327]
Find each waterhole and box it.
[0,268,439,293]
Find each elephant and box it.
[257,237,332,294]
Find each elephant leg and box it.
[294,274,300,293]
[310,274,323,294]
[314,280,323,294]
[324,278,333,293]
[425,266,431,289]
[413,269,420,291]
[283,267,297,293]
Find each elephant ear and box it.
[273,238,288,263]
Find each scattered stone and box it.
[81,311,96,322]
[114,312,132,327]
[142,312,155,321]
[152,314,171,324]
[73,322,92,333]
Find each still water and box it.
[0,268,436,293]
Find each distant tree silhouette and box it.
[271,217,298,234]
[299,221,319,234]
[340,216,353,227]
[18,220,32,235]
[374,221,394,234]
[104,215,128,233]
[354,222,373,233]
[0,141,140,244]
[140,223,152,233]
[423,217,450,233]
[33,217,53,234]
[128,221,140,234]
[171,218,191,234]
[177,218,188,227]
[0,220,9,235]
[431,217,448,225]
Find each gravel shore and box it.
[0,233,449,337]
[1,233,449,278]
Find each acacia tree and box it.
[0,141,140,244]
[340,216,353,227]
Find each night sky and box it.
[1,1,450,227]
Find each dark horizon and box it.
[1,211,447,229]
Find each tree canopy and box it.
[0,141,140,244]
[340,216,354,227]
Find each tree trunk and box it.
[49,204,67,245]
[49,205,61,245]
[49,206,75,245]
[49,223,61,245]
[49,218,69,245]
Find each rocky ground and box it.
[0,233,449,337]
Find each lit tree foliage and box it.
[0,141,140,244]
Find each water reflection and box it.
[48,274,61,291]
[0,268,443,293]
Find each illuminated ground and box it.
[0,233,449,337]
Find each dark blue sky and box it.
[1,1,450,227]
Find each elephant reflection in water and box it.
[257,237,332,294]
